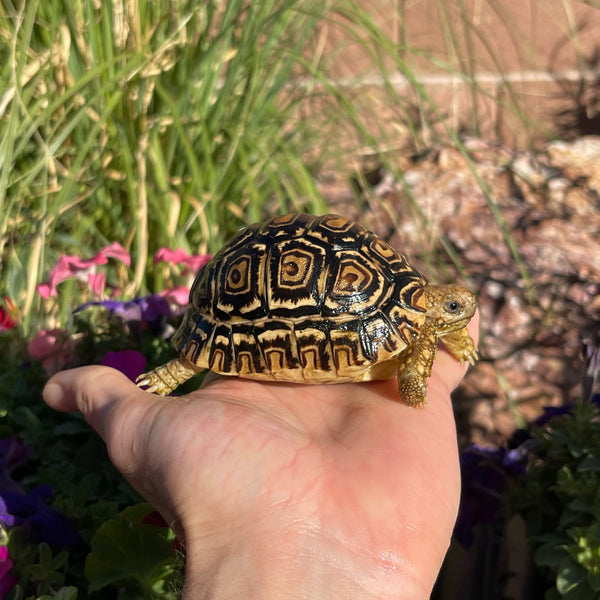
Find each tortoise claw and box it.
[136,357,200,396]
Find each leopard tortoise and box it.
[137,213,478,407]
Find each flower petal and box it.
[160,286,190,307]
[154,248,211,274]
[0,299,17,331]
[101,350,147,381]
[87,271,107,298]
[76,295,172,324]
[97,242,131,267]
[38,243,131,297]
[154,248,188,265]
[180,252,211,273]
[27,329,74,374]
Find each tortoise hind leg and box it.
[136,357,200,395]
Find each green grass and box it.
[1,0,597,334]
[1,0,336,331]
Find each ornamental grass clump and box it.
[1,0,335,334]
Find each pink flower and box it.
[27,329,74,375]
[160,286,190,307]
[38,242,131,299]
[0,299,17,332]
[154,248,211,274]
[0,546,16,598]
[87,271,107,297]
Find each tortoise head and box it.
[423,283,477,334]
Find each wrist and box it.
[180,527,429,600]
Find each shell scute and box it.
[267,238,327,316]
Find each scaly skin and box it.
[136,357,200,395]
[137,283,478,405]
[396,284,478,407]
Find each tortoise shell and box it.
[171,213,430,383]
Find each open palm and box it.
[44,317,477,600]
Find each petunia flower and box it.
[160,286,190,309]
[0,438,32,477]
[0,298,17,332]
[0,545,16,598]
[154,248,211,275]
[454,444,529,547]
[27,329,74,375]
[0,498,14,529]
[0,438,80,550]
[76,294,176,341]
[76,294,173,325]
[101,350,147,381]
[0,485,81,549]
[533,404,575,427]
[87,271,107,298]
[38,242,131,298]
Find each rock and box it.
[323,137,600,446]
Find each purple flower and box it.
[0,438,80,549]
[533,404,574,427]
[101,349,147,381]
[76,294,172,325]
[0,498,14,528]
[0,486,80,548]
[0,438,33,490]
[454,444,529,547]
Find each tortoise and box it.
[137,213,478,407]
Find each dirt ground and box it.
[320,136,600,447]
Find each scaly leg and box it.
[440,326,478,365]
[136,357,200,395]
[396,323,438,408]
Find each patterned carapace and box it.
[172,213,426,381]
[137,213,478,407]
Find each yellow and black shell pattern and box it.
[172,213,429,383]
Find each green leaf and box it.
[85,503,177,593]
[588,570,600,592]
[535,542,570,567]
[556,560,587,594]
[52,418,91,436]
[37,586,79,600]
[578,454,600,473]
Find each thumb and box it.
[43,366,156,444]
[44,366,180,523]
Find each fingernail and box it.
[43,382,65,408]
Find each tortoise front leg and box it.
[396,323,437,408]
[136,357,200,395]
[440,326,478,365]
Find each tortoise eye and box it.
[445,300,461,313]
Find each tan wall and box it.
[320,1,600,147]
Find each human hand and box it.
[43,314,478,600]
